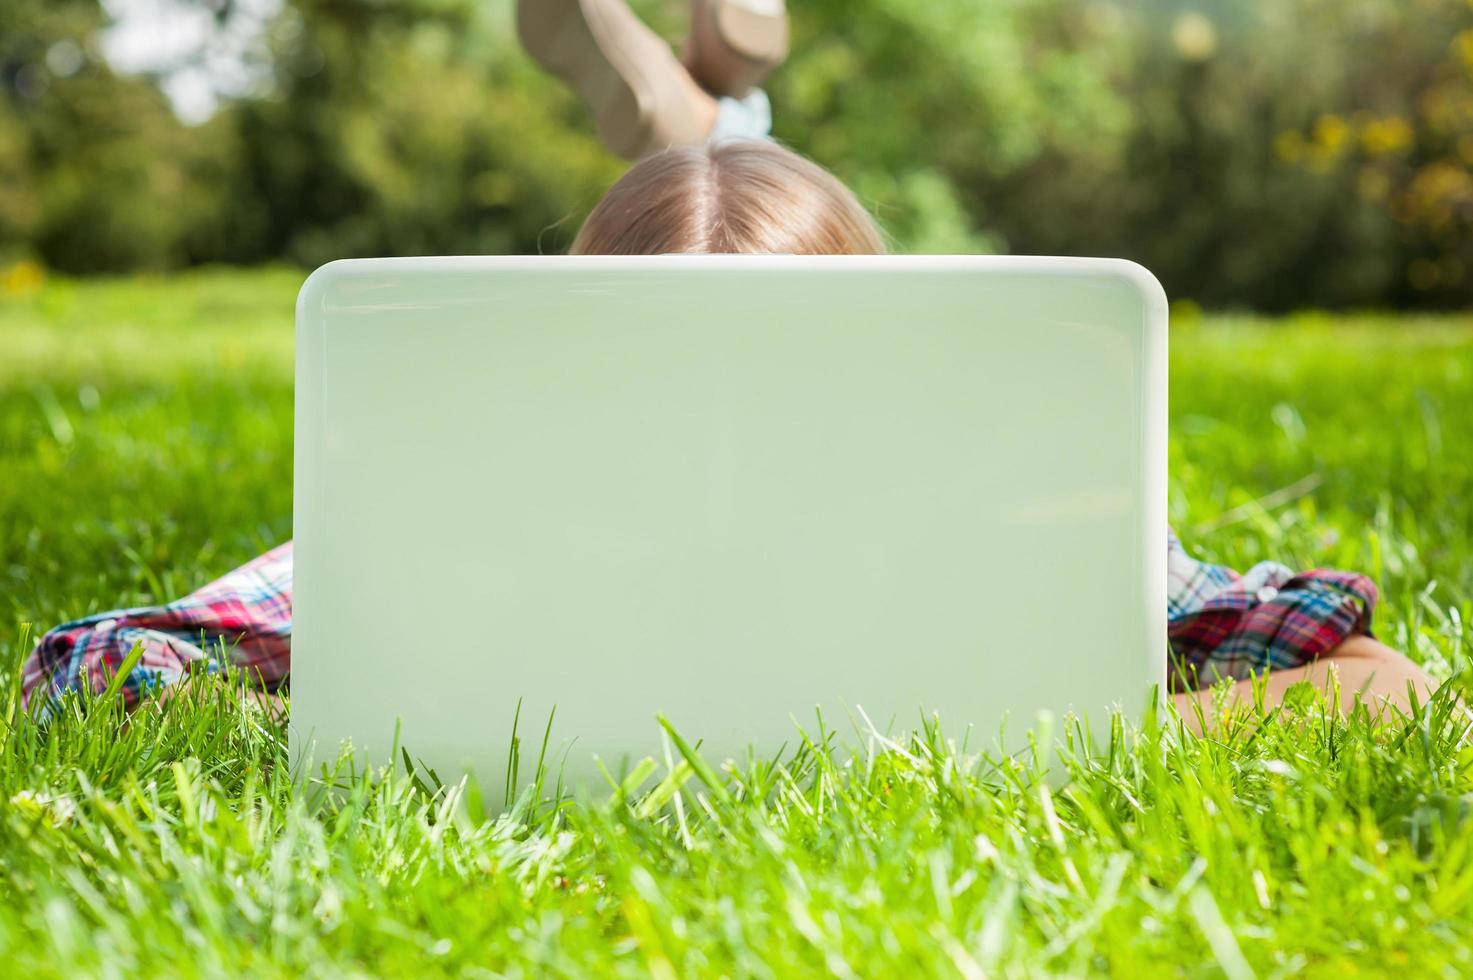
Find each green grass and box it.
[2,269,1472,976]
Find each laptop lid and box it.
[292,255,1166,788]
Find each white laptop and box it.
[291,255,1166,789]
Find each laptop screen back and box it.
[292,255,1166,787]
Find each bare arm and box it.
[1170,635,1438,734]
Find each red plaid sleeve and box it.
[22,542,293,712]
[1166,531,1376,691]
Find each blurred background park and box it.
[1,0,1471,310]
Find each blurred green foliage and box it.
[1,0,1470,308]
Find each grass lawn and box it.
[2,268,1472,976]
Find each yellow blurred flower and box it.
[2,260,44,296]
[1360,116,1414,156]
[1172,12,1218,62]
[1312,114,1351,155]
[1404,161,1473,228]
[1455,30,1473,71]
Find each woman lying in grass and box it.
[21,0,1437,724]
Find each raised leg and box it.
[517,0,719,159]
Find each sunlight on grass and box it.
[2,270,1471,974]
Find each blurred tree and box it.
[0,100,40,254]
[0,0,237,271]
[213,0,622,265]
[769,0,1133,253]
[2,0,1470,309]
[1272,0,1473,306]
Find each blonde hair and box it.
[572,140,886,256]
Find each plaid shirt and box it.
[21,532,1375,708]
[22,542,292,712]
[1165,528,1376,690]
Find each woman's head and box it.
[572,140,886,256]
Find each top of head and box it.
[571,140,887,257]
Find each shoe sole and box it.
[685,0,788,98]
[715,0,789,64]
[517,0,653,159]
